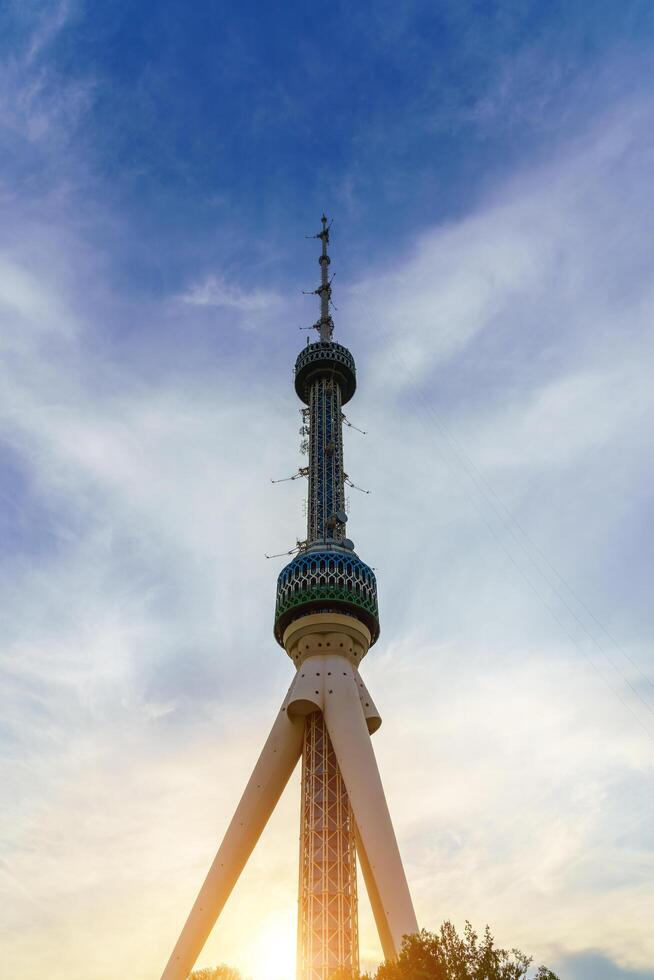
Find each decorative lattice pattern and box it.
[274,551,380,645]
[297,711,359,980]
[308,378,345,545]
[295,342,356,405]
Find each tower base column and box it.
[297,711,359,980]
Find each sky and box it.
[1,1,653,978]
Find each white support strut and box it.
[355,827,397,963]
[160,690,305,980]
[321,653,419,959]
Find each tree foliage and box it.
[189,966,243,980]
[356,922,559,980]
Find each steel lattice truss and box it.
[298,711,359,980]
[308,377,345,544]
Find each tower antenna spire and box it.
[315,213,334,341]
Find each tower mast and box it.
[274,219,416,977]
[296,218,358,979]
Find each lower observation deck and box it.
[274,549,379,646]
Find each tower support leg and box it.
[354,827,396,962]
[160,691,305,980]
[322,655,418,961]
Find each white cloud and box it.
[469,361,654,469]
[349,102,654,396]
[0,257,76,339]
[178,273,281,313]
[26,0,73,64]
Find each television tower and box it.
[160,217,418,980]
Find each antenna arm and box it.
[345,476,371,494]
[271,468,309,483]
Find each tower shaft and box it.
[297,220,355,978]
[297,712,359,980]
[308,376,345,544]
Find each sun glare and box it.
[248,910,296,980]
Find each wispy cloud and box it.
[178,273,281,313]
[25,0,72,64]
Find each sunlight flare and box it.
[248,910,296,980]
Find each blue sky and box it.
[1,2,654,979]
